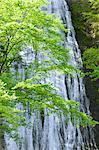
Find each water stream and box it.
[5,0,98,149]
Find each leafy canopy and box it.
[83,48,99,79]
[0,0,68,73]
[71,0,99,79]
[0,0,98,138]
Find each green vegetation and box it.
[0,79,25,138]
[71,0,99,79]
[0,0,68,74]
[83,47,99,79]
[0,0,98,141]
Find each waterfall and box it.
[5,0,98,150]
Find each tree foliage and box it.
[0,79,26,139]
[0,0,98,138]
[71,0,99,79]
[0,0,68,74]
[83,48,99,79]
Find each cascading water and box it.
[5,0,98,150]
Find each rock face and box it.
[84,78,99,149]
[65,0,71,8]
[69,0,99,148]
[0,136,5,150]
